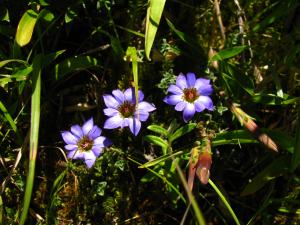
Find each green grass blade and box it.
[145,0,166,60]
[15,9,38,47]
[19,55,42,225]
[209,179,241,225]
[0,101,22,144]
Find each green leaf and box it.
[145,0,166,60]
[251,93,300,105]
[139,151,184,168]
[15,9,38,47]
[65,7,77,23]
[147,124,168,136]
[262,129,294,153]
[39,9,54,22]
[165,18,201,52]
[0,59,28,68]
[210,46,246,61]
[209,180,241,225]
[0,66,32,85]
[241,156,290,196]
[169,123,197,143]
[41,50,66,68]
[0,101,22,144]
[55,56,99,80]
[144,135,168,154]
[213,130,258,146]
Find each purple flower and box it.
[61,118,112,168]
[103,88,156,136]
[164,72,213,122]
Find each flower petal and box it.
[183,103,196,122]
[167,84,183,94]
[61,131,78,145]
[83,151,96,168]
[135,110,149,122]
[194,100,206,112]
[112,89,125,104]
[176,73,187,89]
[65,144,78,151]
[121,117,130,128]
[128,118,141,136]
[104,108,119,117]
[138,101,156,112]
[186,72,196,87]
[67,150,84,159]
[104,115,123,129]
[70,125,83,138]
[103,94,120,109]
[124,88,144,103]
[195,78,213,96]
[164,94,182,105]
[93,136,112,147]
[198,96,214,111]
[88,125,102,140]
[91,146,103,157]
[82,118,94,135]
[175,101,187,111]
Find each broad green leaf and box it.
[144,135,168,153]
[169,123,197,143]
[210,46,246,61]
[241,156,290,196]
[55,56,99,80]
[147,124,168,136]
[291,106,300,171]
[145,0,166,60]
[16,9,38,47]
[139,150,183,168]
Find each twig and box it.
[213,0,226,48]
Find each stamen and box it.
[118,101,135,118]
[183,88,199,103]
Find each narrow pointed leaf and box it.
[210,46,246,61]
[241,156,290,196]
[147,124,168,136]
[169,123,197,143]
[144,135,168,151]
[139,150,183,168]
[55,56,98,80]
[145,0,166,60]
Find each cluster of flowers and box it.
[61,73,214,168]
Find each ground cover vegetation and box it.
[0,0,300,224]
